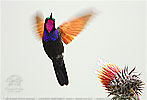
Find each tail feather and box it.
[52,55,68,86]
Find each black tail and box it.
[52,55,68,86]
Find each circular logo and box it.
[5,75,23,93]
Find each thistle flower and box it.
[96,58,144,100]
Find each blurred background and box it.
[1,0,146,99]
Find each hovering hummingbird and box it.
[34,11,94,86]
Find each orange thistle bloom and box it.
[96,58,144,100]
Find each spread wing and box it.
[34,13,44,40]
[58,11,94,45]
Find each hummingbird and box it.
[34,11,94,86]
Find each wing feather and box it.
[35,13,44,40]
[59,11,94,44]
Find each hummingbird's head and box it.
[44,13,55,33]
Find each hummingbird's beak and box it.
[50,13,52,19]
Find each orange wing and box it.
[35,14,44,40]
[58,11,94,44]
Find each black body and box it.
[42,14,68,86]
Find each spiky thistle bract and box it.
[96,58,144,100]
